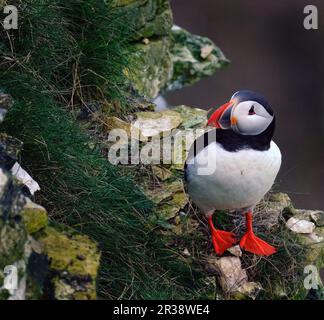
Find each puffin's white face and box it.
[231,100,274,135]
[207,92,274,136]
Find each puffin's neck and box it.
[216,118,276,152]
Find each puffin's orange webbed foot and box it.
[239,211,276,256]
[208,216,237,255]
[240,231,276,256]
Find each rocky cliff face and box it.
[0,93,101,300]
[112,0,228,99]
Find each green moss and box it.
[0,224,27,268]
[37,227,100,278]
[21,200,48,235]
[168,26,229,92]
[0,289,10,300]
[113,0,173,40]
[53,277,96,300]
[129,37,173,98]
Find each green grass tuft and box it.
[0,0,133,107]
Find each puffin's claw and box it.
[240,231,276,256]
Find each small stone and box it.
[310,211,324,227]
[286,217,315,234]
[182,248,190,257]
[179,211,187,217]
[142,38,150,45]
[227,245,242,257]
[77,254,86,261]
[11,162,40,195]
[29,237,44,254]
[306,232,324,243]
[206,256,248,293]
[234,282,263,300]
[200,45,214,59]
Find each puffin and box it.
[185,90,281,256]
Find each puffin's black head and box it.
[208,90,275,137]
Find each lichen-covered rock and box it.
[310,211,324,227]
[144,179,188,220]
[21,198,48,235]
[0,133,23,170]
[133,110,182,140]
[166,26,229,92]
[128,37,173,99]
[0,169,29,300]
[103,105,208,222]
[112,0,173,40]
[285,207,324,267]
[128,26,228,99]
[0,97,101,299]
[0,91,14,122]
[34,226,101,300]
[173,105,207,129]
[233,282,264,300]
[120,2,228,99]
[0,164,101,300]
[252,192,292,228]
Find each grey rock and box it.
[112,0,173,40]
[165,26,229,92]
[286,217,315,234]
[206,256,248,293]
[227,245,242,257]
[310,211,324,227]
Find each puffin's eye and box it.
[248,106,255,115]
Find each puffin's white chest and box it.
[186,141,281,212]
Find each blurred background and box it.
[167,0,324,209]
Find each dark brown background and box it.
[167,0,324,209]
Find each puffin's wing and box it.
[184,129,217,184]
[185,130,217,168]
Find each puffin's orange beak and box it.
[207,100,235,129]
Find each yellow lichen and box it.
[37,227,100,278]
[21,199,48,234]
